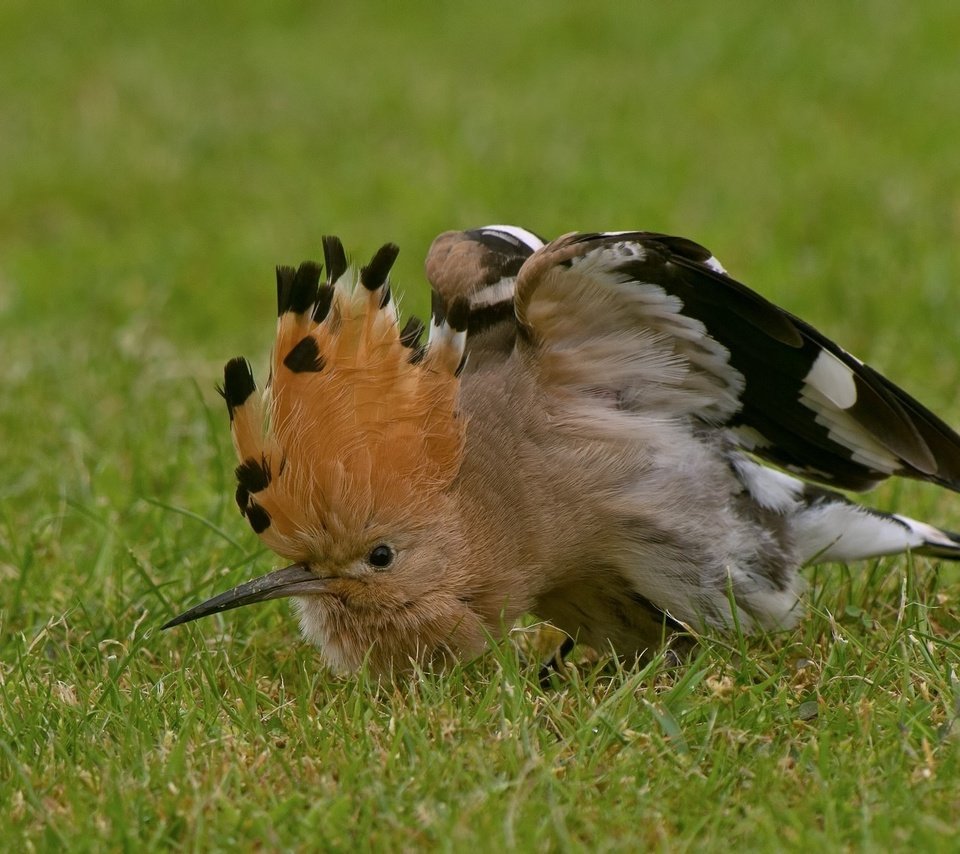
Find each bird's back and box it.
[455,333,806,646]
[430,226,960,653]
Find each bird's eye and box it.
[368,544,395,569]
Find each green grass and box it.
[2,1,960,849]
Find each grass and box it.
[2,0,960,849]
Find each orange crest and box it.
[221,237,468,561]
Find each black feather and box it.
[446,296,470,332]
[288,261,322,314]
[235,483,249,513]
[399,316,425,349]
[360,243,399,290]
[246,503,271,534]
[235,455,271,493]
[283,336,325,373]
[221,357,256,420]
[322,236,348,285]
[276,265,296,315]
[312,284,335,323]
[430,290,446,325]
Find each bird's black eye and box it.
[368,544,395,569]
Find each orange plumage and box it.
[227,239,466,564]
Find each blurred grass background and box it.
[2,1,959,849]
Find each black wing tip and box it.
[360,243,400,291]
[918,528,960,560]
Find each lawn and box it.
[2,1,960,850]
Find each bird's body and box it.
[164,227,960,674]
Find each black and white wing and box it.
[426,225,545,366]
[513,231,960,492]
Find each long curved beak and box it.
[161,563,328,629]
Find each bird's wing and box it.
[425,226,545,363]
[513,230,960,492]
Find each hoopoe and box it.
[164,227,960,674]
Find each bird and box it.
[163,226,960,675]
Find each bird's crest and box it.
[221,237,468,561]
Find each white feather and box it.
[480,224,544,252]
[804,350,857,409]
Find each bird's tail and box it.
[793,488,960,564]
[732,455,960,564]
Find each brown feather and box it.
[230,265,466,563]
[229,392,263,464]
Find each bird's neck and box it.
[449,455,571,634]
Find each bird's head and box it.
[164,238,486,674]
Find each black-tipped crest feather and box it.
[275,266,296,315]
[246,503,271,534]
[322,236,348,285]
[361,243,400,290]
[221,357,256,418]
[312,284,335,323]
[399,316,425,348]
[288,261,322,314]
[235,483,249,513]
